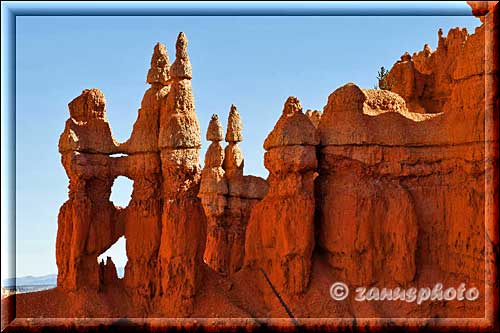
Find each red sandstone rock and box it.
[263,97,319,150]
[147,42,170,85]
[169,32,192,80]
[59,88,119,154]
[316,151,418,286]
[385,23,485,116]
[222,105,267,274]
[200,108,268,275]
[99,257,119,288]
[57,97,125,291]
[245,96,319,295]
[47,3,498,324]
[116,45,169,309]
[121,43,170,153]
[56,34,206,316]
[206,113,224,142]
[305,109,322,127]
[225,104,243,143]
[316,11,492,288]
[156,32,205,316]
[223,105,244,179]
[199,114,229,273]
[468,0,497,22]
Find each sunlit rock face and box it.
[245,96,319,295]
[316,14,493,290]
[50,1,497,320]
[199,107,268,276]
[56,34,205,316]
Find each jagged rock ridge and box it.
[42,2,499,323]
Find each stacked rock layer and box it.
[52,3,498,321]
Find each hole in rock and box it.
[110,176,133,207]
[110,153,128,158]
[97,236,127,279]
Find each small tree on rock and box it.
[376,66,395,91]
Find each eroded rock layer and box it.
[316,16,494,289]
[155,32,206,316]
[47,2,498,323]
[200,107,268,275]
[245,97,319,295]
[57,89,124,291]
[57,34,207,316]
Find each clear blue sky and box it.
[10,6,480,279]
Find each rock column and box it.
[222,105,248,274]
[199,106,268,275]
[157,32,206,315]
[57,89,124,291]
[223,105,244,178]
[198,115,229,273]
[120,43,169,308]
[245,97,319,294]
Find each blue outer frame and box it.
[0,0,479,329]
[0,1,473,16]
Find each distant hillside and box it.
[2,267,124,287]
[3,274,56,287]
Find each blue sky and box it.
[9,6,480,279]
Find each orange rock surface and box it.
[200,107,268,275]
[245,97,319,295]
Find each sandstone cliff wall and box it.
[316,14,496,289]
[52,2,498,320]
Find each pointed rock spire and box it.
[207,114,224,142]
[400,52,412,62]
[147,42,170,85]
[199,115,229,275]
[423,43,432,56]
[170,32,192,80]
[437,28,446,48]
[264,96,319,150]
[282,96,302,115]
[305,109,322,128]
[245,95,318,295]
[204,114,224,168]
[158,32,200,149]
[225,104,243,143]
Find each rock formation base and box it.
[3,2,499,331]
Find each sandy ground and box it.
[1,253,486,331]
